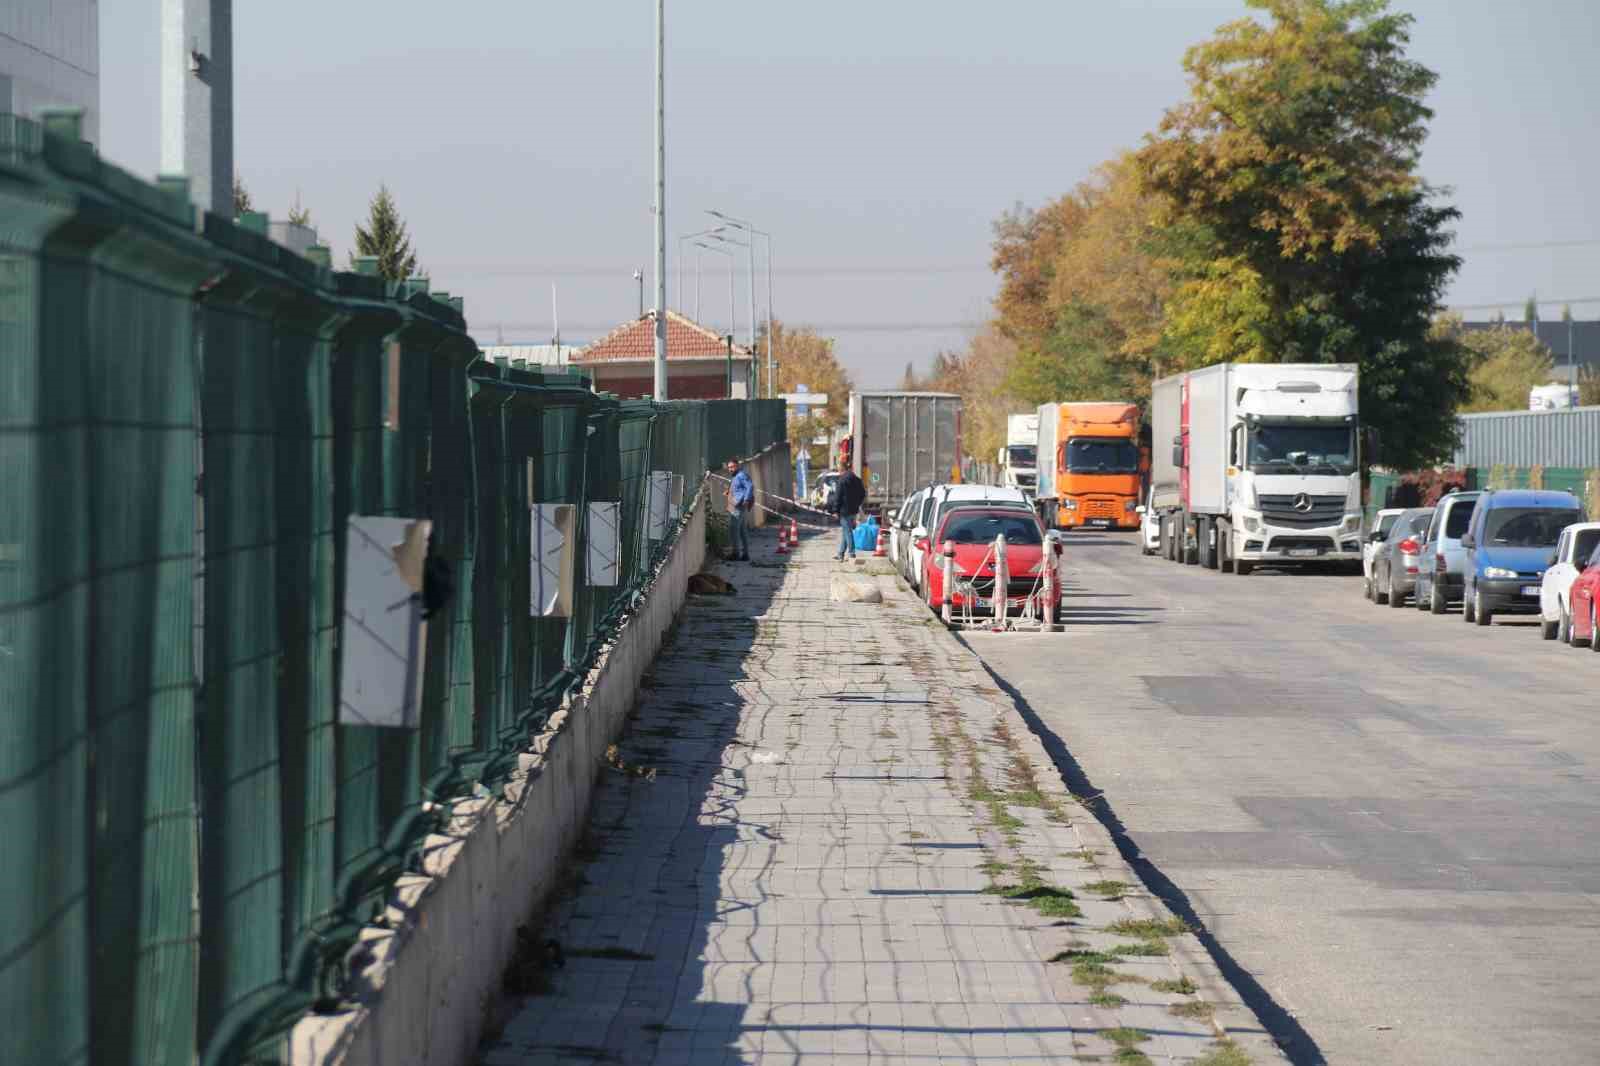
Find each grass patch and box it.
[1062,847,1102,864]
[1102,1027,1150,1049]
[1050,949,1134,993]
[1108,916,1191,939]
[1151,976,1197,995]
[985,883,1081,918]
[1006,788,1048,808]
[1083,880,1130,900]
[1170,999,1215,1021]
[1115,939,1168,957]
[567,946,655,961]
[1089,990,1127,1008]
[1193,1039,1253,1066]
[1113,1051,1153,1066]
[978,859,1009,878]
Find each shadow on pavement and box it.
[964,653,1330,1066]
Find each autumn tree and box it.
[762,320,854,456]
[352,184,418,281]
[922,326,1023,463]
[1578,365,1600,407]
[232,176,253,216]
[1433,315,1555,413]
[1136,0,1468,468]
[287,191,312,228]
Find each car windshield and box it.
[1007,444,1037,466]
[1574,529,1600,564]
[1483,507,1582,548]
[1066,438,1139,474]
[940,512,1043,545]
[1246,423,1355,475]
[1443,500,1476,538]
[1405,512,1433,535]
[1376,513,1400,537]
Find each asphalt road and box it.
[961,532,1600,1066]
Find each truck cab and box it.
[1036,402,1142,530]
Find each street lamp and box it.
[708,209,774,397]
[694,241,737,349]
[677,227,725,316]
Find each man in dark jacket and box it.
[830,461,867,561]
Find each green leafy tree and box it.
[1135,0,1468,468]
[1524,296,1539,324]
[763,320,854,457]
[1005,306,1125,406]
[1576,365,1600,407]
[1433,314,1555,413]
[232,176,252,216]
[352,184,418,281]
[287,192,312,228]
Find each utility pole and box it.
[651,0,667,400]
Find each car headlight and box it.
[1341,514,1361,531]
[1062,499,1078,510]
[1243,515,1260,533]
[1482,566,1517,580]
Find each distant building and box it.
[478,344,585,370]
[1,0,99,144]
[1461,319,1600,381]
[572,311,754,400]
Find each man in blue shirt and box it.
[725,460,754,561]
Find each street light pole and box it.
[694,241,736,351]
[677,226,725,318]
[708,210,774,396]
[651,0,667,400]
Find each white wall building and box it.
[1,0,100,144]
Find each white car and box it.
[1362,508,1406,597]
[1137,486,1160,555]
[1541,521,1600,642]
[888,487,931,575]
[906,483,1031,590]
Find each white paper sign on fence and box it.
[531,504,576,617]
[587,501,621,587]
[339,516,430,729]
[668,472,686,522]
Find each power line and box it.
[1453,237,1600,254]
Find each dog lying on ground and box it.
[687,572,737,596]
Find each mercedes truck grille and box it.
[1256,493,1346,528]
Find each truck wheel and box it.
[1197,517,1215,570]
[1234,560,1253,576]
[1181,513,1198,565]
[1218,523,1232,573]
[1163,516,1176,561]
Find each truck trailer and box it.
[1035,402,1142,530]
[845,391,963,515]
[1150,363,1363,574]
[997,413,1040,493]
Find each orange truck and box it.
[1035,402,1143,530]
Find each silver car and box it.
[1412,491,1481,614]
[1368,507,1434,608]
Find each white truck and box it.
[1150,363,1364,575]
[996,413,1039,493]
[845,391,964,515]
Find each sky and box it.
[98,1,1600,387]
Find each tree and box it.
[1579,365,1600,407]
[1433,314,1555,413]
[1006,306,1126,407]
[232,176,253,216]
[1136,0,1468,468]
[287,191,312,228]
[921,325,1022,463]
[1524,296,1539,324]
[762,320,854,455]
[352,184,418,281]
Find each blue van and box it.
[1461,489,1584,626]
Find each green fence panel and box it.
[0,118,210,1066]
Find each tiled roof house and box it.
[572,310,755,399]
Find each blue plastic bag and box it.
[853,516,879,552]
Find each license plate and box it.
[1287,548,1320,558]
[1089,518,1112,527]
[1521,585,1540,596]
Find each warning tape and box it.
[708,473,843,532]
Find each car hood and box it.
[1476,545,1554,574]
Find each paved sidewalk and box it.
[483,530,1283,1065]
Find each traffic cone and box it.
[789,518,799,547]
[874,527,888,557]
[775,522,789,555]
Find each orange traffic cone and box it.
[775,523,789,555]
[874,527,888,557]
[789,518,799,547]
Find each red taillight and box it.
[1397,538,1419,554]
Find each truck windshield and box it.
[1066,438,1139,474]
[1007,444,1036,467]
[1247,423,1355,475]
[1483,507,1582,548]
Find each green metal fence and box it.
[0,113,761,1066]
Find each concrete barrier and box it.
[744,441,792,528]
[288,482,709,1066]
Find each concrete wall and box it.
[288,483,709,1066]
[744,440,793,529]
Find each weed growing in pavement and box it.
[1112,1050,1153,1066]
[1102,1027,1151,1050]
[1151,976,1197,995]
[1090,990,1127,1008]
[1108,917,1191,939]
[1170,999,1215,1021]
[1193,1039,1253,1066]
[1083,880,1130,900]
[1114,939,1167,957]
[1062,847,1102,865]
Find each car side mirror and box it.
[1368,530,1386,543]
[1548,552,1559,566]
[914,538,929,552]
[1460,534,1475,549]
[1135,505,1147,514]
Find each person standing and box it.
[830,461,866,561]
[725,460,754,561]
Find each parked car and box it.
[917,507,1061,621]
[1567,543,1600,651]
[907,484,1033,591]
[1461,490,1583,626]
[1137,485,1161,556]
[1369,507,1434,608]
[889,486,933,575]
[1413,491,1481,614]
[1540,522,1600,642]
[1362,508,1407,599]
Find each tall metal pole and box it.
[695,249,702,324]
[1569,315,1576,408]
[765,236,775,398]
[651,0,667,400]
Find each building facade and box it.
[573,311,755,400]
[1,0,99,144]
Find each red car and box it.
[1569,542,1600,650]
[918,507,1062,620]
